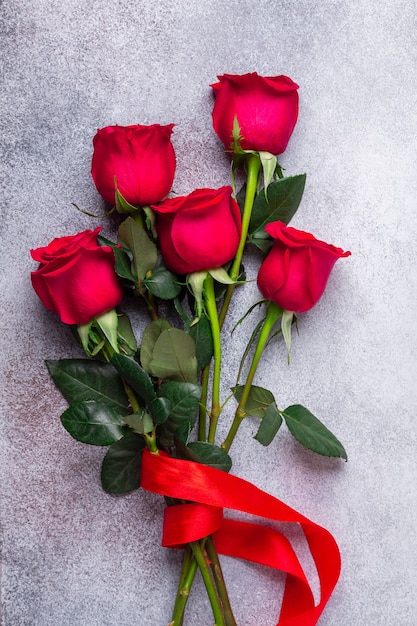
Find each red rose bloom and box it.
[257,221,350,313]
[91,124,176,206]
[152,187,241,274]
[31,227,123,325]
[211,72,299,155]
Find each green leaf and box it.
[117,311,138,355]
[150,327,198,383]
[254,402,283,446]
[111,353,170,424]
[46,359,129,414]
[123,410,153,435]
[118,216,158,281]
[187,314,214,371]
[98,235,136,282]
[158,382,201,427]
[60,401,126,446]
[101,432,145,494]
[248,232,273,253]
[143,266,181,300]
[175,421,192,445]
[140,319,172,373]
[236,183,246,213]
[187,442,232,472]
[282,404,347,459]
[232,384,275,418]
[155,382,201,448]
[111,353,155,404]
[248,174,306,238]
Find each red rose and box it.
[211,72,299,155]
[152,187,241,274]
[91,124,176,206]
[257,222,350,313]
[31,227,123,325]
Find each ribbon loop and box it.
[163,503,223,547]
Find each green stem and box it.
[122,381,141,413]
[170,546,198,626]
[219,154,261,329]
[198,364,210,441]
[205,536,237,626]
[189,541,225,626]
[222,302,282,452]
[204,275,222,444]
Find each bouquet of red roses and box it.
[30,73,350,625]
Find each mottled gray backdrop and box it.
[1,1,417,624]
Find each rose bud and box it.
[91,124,176,207]
[152,186,241,275]
[31,227,123,325]
[257,221,350,313]
[211,72,299,155]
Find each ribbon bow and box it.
[141,449,341,625]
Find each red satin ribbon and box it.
[141,449,341,625]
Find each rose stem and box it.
[190,541,226,626]
[218,153,261,328]
[222,302,282,452]
[170,545,198,626]
[205,536,237,626]
[198,365,210,441]
[204,275,222,444]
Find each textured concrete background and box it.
[1,0,417,624]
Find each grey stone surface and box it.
[1,0,417,624]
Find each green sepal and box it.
[187,270,209,322]
[46,359,129,414]
[231,299,265,335]
[208,267,236,285]
[100,431,145,494]
[60,400,127,446]
[143,206,157,237]
[281,310,294,363]
[115,186,139,214]
[254,402,282,446]
[259,151,277,192]
[281,404,347,460]
[77,321,93,354]
[95,309,119,353]
[230,116,244,154]
[232,384,275,418]
[186,442,232,472]
[72,202,115,219]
